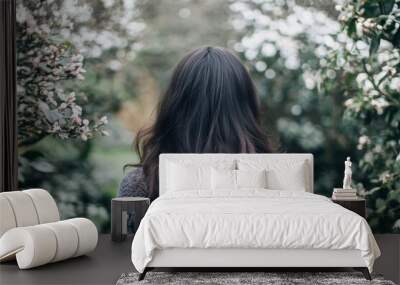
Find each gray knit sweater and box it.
[118,167,149,198]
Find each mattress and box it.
[131,190,380,273]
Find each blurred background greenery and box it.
[17,0,399,233]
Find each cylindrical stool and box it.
[111,197,150,242]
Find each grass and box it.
[90,144,138,197]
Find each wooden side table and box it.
[332,197,366,218]
[111,197,150,242]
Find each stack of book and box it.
[332,188,357,200]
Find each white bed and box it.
[131,154,380,280]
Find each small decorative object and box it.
[111,197,150,242]
[332,188,357,200]
[343,157,352,190]
[332,157,357,200]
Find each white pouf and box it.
[0,196,17,237]
[24,188,60,223]
[0,189,98,269]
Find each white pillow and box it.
[211,168,268,190]
[236,169,267,188]
[212,168,236,190]
[167,162,212,191]
[238,159,307,191]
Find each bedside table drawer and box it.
[332,199,366,218]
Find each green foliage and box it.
[230,0,359,197]
[18,118,134,232]
[329,0,400,232]
[16,0,142,232]
[18,137,112,232]
[16,0,107,147]
[232,0,400,232]
[340,0,400,48]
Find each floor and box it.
[0,235,134,285]
[374,234,400,284]
[1,234,399,285]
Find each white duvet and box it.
[131,190,380,273]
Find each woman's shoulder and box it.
[118,167,148,198]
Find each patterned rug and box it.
[116,271,396,285]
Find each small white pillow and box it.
[236,169,267,188]
[167,162,211,191]
[211,168,268,190]
[212,168,236,190]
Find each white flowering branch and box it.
[17,0,108,147]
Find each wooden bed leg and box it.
[354,267,371,280]
[138,268,148,281]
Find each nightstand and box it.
[332,198,366,218]
[111,197,150,242]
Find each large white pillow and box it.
[237,159,307,191]
[166,162,212,191]
[165,158,236,193]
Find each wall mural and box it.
[16,0,400,233]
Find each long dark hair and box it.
[135,46,274,199]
